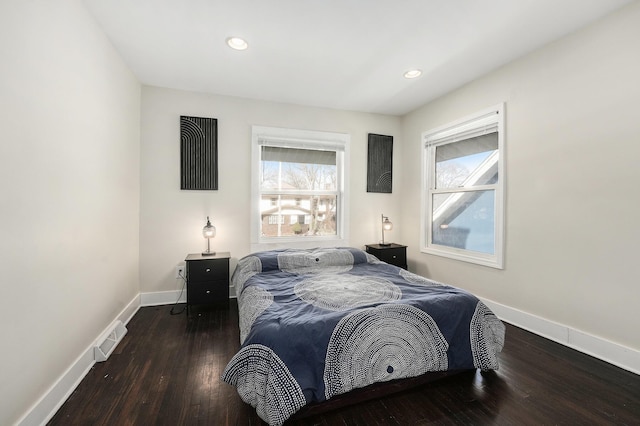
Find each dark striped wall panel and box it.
[180,116,218,190]
[366,133,393,193]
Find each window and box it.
[421,104,505,269]
[251,126,349,246]
[267,215,284,225]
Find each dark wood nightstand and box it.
[365,244,407,270]
[185,252,230,313]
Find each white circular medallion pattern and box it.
[221,344,306,426]
[232,255,262,294]
[278,249,354,275]
[471,301,505,370]
[294,275,402,311]
[323,304,449,399]
[238,286,274,344]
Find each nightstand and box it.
[185,252,230,314]
[365,244,407,270]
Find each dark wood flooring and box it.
[48,301,640,425]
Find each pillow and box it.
[232,247,369,291]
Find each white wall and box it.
[140,87,402,295]
[5,2,639,423]
[401,3,640,353]
[0,1,141,424]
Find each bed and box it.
[221,247,505,425]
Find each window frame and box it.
[251,126,350,250]
[420,104,505,269]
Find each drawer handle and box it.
[206,290,211,294]
[205,268,211,273]
[392,255,397,259]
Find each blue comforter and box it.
[221,247,505,425]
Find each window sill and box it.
[421,246,503,269]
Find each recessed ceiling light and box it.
[226,37,248,51]
[404,69,422,79]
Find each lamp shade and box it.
[202,216,216,255]
[203,216,216,238]
[381,214,393,246]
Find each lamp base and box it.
[378,243,391,247]
[202,251,216,256]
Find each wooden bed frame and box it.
[288,369,467,421]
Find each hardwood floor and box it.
[48,301,640,425]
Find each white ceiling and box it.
[83,0,631,116]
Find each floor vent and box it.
[94,320,127,362]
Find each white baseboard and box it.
[140,289,186,306]
[17,294,141,426]
[481,297,640,375]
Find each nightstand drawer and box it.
[365,244,408,270]
[187,281,229,304]
[188,258,229,282]
[375,248,406,266]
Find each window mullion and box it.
[430,184,497,194]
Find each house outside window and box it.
[267,215,284,225]
[421,104,505,269]
[251,126,349,246]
